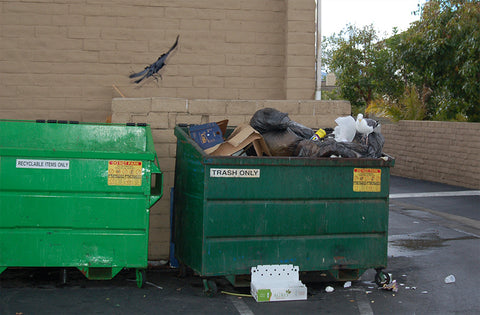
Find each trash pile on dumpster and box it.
[189,108,385,158]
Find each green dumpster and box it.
[0,120,163,287]
[173,125,394,292]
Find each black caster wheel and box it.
[374,270,391,287]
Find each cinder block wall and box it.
[111,97,351,259]
[382,121,480,189]
[0,0,316,122]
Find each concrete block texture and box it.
[382,121,480,190]
[112,97,351,259]
[1,0,317,122]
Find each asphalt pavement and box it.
[1,176,479,315]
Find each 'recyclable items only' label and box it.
[16,159,70,170]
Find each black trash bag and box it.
[250,108,314,139]
[249,108,314,155]
[352,129,385,158]
[287,120,315,139]
[262,128,304,156]
[296,129,385,159]
[250,108,290,133]
[295,138,363,158]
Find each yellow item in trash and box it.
[310,128,326,141]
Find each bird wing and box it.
[134,75,147,84]
[129,67,149,79]
[356,119,373,134]
[364,118,378,129]
[166,35,179,55]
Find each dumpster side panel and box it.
[173,129,207,274]
[204,199,388,237]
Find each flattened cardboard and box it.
[189,122,224,150]
[204,124,271,157]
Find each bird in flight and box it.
[129,35,179,84]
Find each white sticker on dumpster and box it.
[16,159,70,170]
[210,168,260,178]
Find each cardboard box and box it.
[205,124,271,157]
[251,264,307,302]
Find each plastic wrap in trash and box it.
[333,116,356,142]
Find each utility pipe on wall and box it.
[315,0,322,100]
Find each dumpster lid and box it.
[0,120,156,159]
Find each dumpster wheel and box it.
[374,269,390,287]
[136,269,146,288]
[203,278,218,296]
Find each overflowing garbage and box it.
[188,107,385,158]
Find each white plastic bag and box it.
[333,116,356,142]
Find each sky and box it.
[321,0,429,39]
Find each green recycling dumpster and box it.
[0,119,163,287]
[173,125,394,293]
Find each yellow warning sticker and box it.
[108,160,142,186]
[353,168,381,192]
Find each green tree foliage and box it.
[391,0,480,121]
[322,25,404,115]
[323,0,480,122]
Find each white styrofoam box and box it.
[251,264,307,302]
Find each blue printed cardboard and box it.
[189,122,224,150]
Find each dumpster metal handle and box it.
[149,170,163,207]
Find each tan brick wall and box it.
[382,121,480,190]
[284,0,316,100]
[112,97,351,259]
[0,0,318,122]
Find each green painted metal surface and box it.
[173,125,394,281]
[0,120,163,280]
